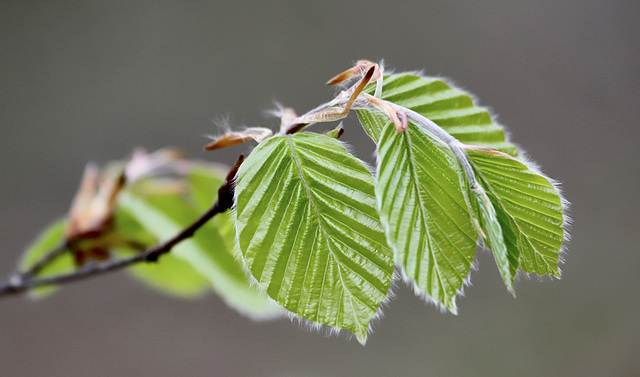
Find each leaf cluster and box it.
[14,61,568,344]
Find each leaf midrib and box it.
[400,128,446,299]
[285,136,364,336]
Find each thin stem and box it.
[0,155,244,299]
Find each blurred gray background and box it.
[1,1,638,376]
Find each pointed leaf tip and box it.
[235,132,393,340]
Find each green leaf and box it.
[186,164,239,257]
[118,191,278,318]
[376,122,478,312]
[471,189,518,295]
[355,70,566,295]
[186,163,227,212]
[466,146,565,276]
[122,249,213,298]
[357,73,518,155]
[19,218,74,299]
[114,208,211,298]
[235,132,394,343]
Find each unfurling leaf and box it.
[235,132,393,343]
[470,188,518,295]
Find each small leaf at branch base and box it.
[114,208,211,298]
[118,191,278,318]
[118,249,212,298]
[236,133,394,343]
[19,218,74,299]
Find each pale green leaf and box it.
[376,122,478,312]
[357,73,518,155]
[471,190,518,295]
[467,147,565,276]
[235,132,394,343]
[114,208,211,298]
[121,249,213,298]
[118,191,278,318]
[19,218,74,299]
[186,163,226,212]
[186,163,239,256]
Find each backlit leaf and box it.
[471,189,518,295]
[235,132,394,343]
[376,122,478,312]
[357,73,518,155]
[19,218,73,299]
[114,208,211,298]
[466,146,565,276]
[118,191,278,318]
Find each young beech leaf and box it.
[186,163,226,211]
[235,132,394,344]
[376,122,478,312]
[186,164,239,256]
[119,249,213,298]
[118,191,278,318]
[19,218,74,299]
[114,207,212,298]
[357,73,519,156]
[470,189,518,295]
[465,146,565,276]
[356,69,567,298]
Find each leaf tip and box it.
[355,331,368,345]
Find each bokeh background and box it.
[1,1,638,376]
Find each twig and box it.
[0,155,244,299]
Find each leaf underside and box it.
[235,133,394,343]
[376,122,478,312]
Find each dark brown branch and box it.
[0,155,244,299]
